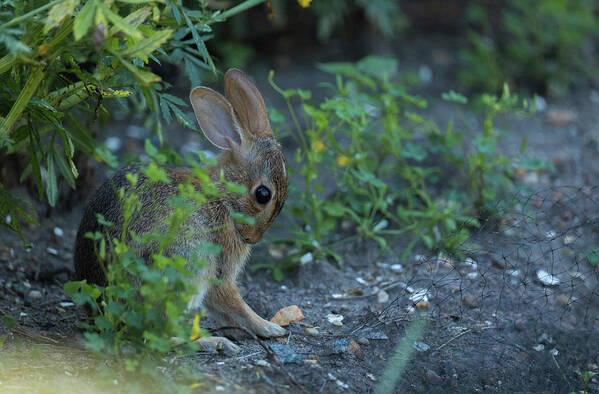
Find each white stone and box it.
[327,313,344,327]
[390,264,404,273]
[377,290,389,304]
[105,136,122,152]
[409,289,429,304]
[46,247,58,256]
[299,252,313,265]
[537,270,560,286]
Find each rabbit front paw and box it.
[194,336,240,355]
[252,319,287,338]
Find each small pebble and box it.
[255,360,270,367]
[357,337,370,346]
[299,252,313,265]
[347,340,363,358]
[59,302,75,307]
[413,341,430,352]
[46,247,59,256]
[53,227,64,237]
[555,294,572,308]
[390,264,403,273]
[491,258,506,270]
[28,290,42,299]
[425,369,442,384]
[418,65,432,83]
[377,290,389,304]
[507,269,521,277]
[270,343,303,364]
[333,339,349,353]
[304,327,320,336]
[356,277,367,285]
[563,235,576,245]
[105,136,122,152]
[327,313,344,327]
[416,300,430,308]
[533,344,545,352]
[373,219,388,232]
[462,295,479,309]
[409,289,429,304]
[537,270,560,286]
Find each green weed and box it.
[265,56,533,277]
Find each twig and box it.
[434,326,494,353]
[435,328,472,352]
[212,326,309,394]
[0,306,59,344]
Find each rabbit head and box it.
[189,69,288,244]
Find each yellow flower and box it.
[298,0,312,8]
[190,313,202,341]
[337,155,349,167]
[313,140,324,152]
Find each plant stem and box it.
[0,0,63,29]
[219,0,266,20]
[0,66,46,135]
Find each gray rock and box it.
[28,290,42,299]
[269,344,303,364]
[333,339,349,353]
[413,341,430,352]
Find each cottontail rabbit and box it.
[73,69,288,354]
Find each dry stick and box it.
[0,306,60,344]
[211,326,309,394]
[434,326,494,353]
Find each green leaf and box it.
[441,90,468,104]
[64,280,83,295]
[122,29,172,61]
[45,154,58,206]
[73,0,97,41]
[83,332,106,352]
[585,248,599,266]
[45,0,78,34]
[97,2,143,40]
[1,314,17,329]
[231,212,255,225]
[28,132,43,200]
[273,266,283,282]
[110,51,161,85]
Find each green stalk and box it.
[0,66,45,135]
[219,0,266,20]
[0,0,63,29]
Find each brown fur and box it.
[73,69,288,342]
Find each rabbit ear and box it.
[189,87,242,150]
[224,69,272,138]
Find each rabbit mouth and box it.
[234,223,262,244]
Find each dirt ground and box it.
[1,37,599,393]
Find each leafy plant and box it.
[265,56,532,277]
[0,0,266,242]
[460,0,598,95]
[63,141,251,366]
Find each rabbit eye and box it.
[255,185,271,205]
